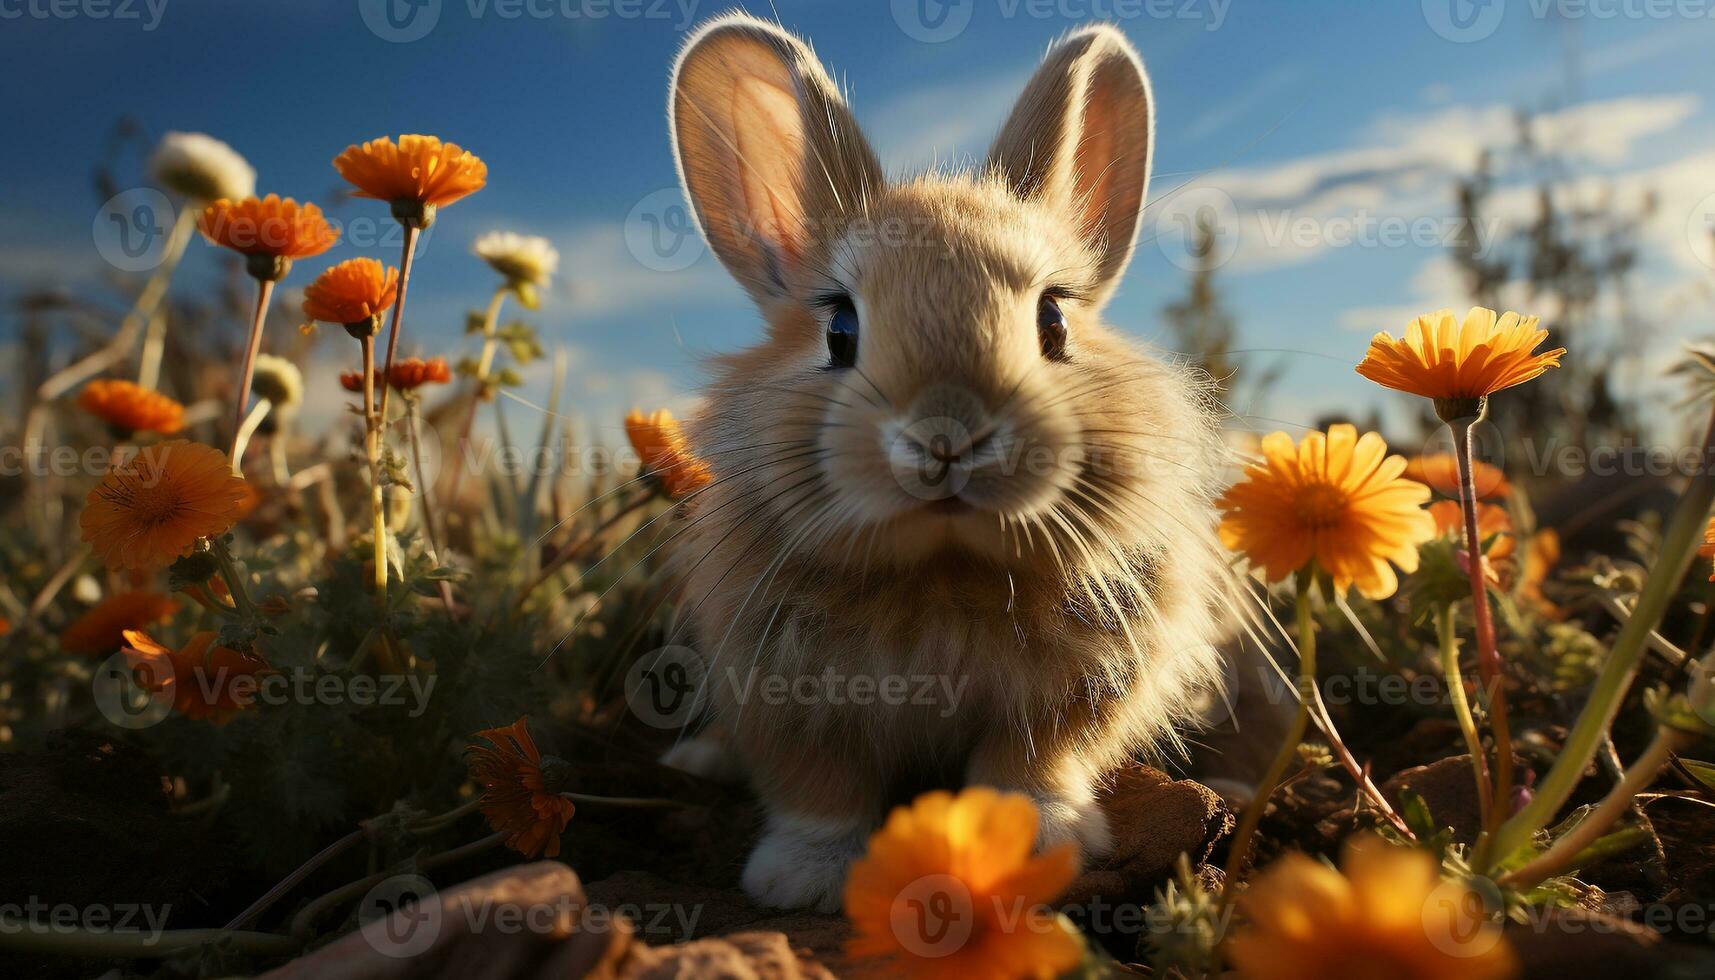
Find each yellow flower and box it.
[79,441,250,571]
[198,195,339,279]
[1227,835,1518,980]
[77,379,185,436]
[844,788,1084,980]
[1356,307,1564,406]
[301,258,399,332]
[465,717,576,859]
[334,135,487,225]
[1218,425,1436,599]
[1402,454,1511,500]
[625,408,713,500]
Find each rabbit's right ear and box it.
[670,15,882,304]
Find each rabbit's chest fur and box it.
[687,542,1224,792]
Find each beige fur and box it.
[663,13,1233,912]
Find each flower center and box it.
[101,470,184,526]
[1293,483,1348,529]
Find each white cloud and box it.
[1149,93,1702,275]
[551,220,742,320]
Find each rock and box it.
[1504,906,1686,980]
[1381,753,1493,842]
[742,912,851,972]
[263,862,630,980]
[618,930,834,979]
[584,870,769,942]
[1097,764,1234,888]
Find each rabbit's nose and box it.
[902,386,994,461]
[909,385,990,434]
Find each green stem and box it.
[1438,603,1493,821]
[513,489,656,612]
[1491,402,1715,865]
[230,398,272,480]
[135,206,198,390]
[361,334,388,603]
[1222,571,1315,897]
[0,923,297,959]
[374,225,420,428]
[473,285,508,383]
[207,535,259,623]
[1502,727,1685,889]
[229,277,274,475]
[442,286,510,516]
[406,400,445,562]
[1453,419,1514,857]
[288,831,505,940]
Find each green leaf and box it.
[1681,759,1715,792]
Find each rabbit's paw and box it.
[742,815,867,912]
[1035,794,1114,859]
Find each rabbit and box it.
[658,12,1237,913]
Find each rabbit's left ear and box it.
[670,14,883,305]
[985,25,1154,300]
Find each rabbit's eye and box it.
[1038,295,1068,361]
[826,298,859,369]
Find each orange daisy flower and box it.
[1402,454,1511,500]
[121,629,271,724]
[1356,307,1564,408]
[77,379,185,436]
[333,135,487,224]
[1218,425,1437,600]
[845,787,1083,980]
[625,408,713,500]
[198,195,338,278]
[1521,528,1562,617]
[386,357,452,391]
[1428,500,1516,560]
[302,258,399,331]
[339,368,384,394]
[1227,835,1517,980]
[80,441,250,571]
[59,591,180,655]
[465,717,576,859]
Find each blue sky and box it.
[3,0,1714,446]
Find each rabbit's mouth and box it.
[921,496,975,516]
